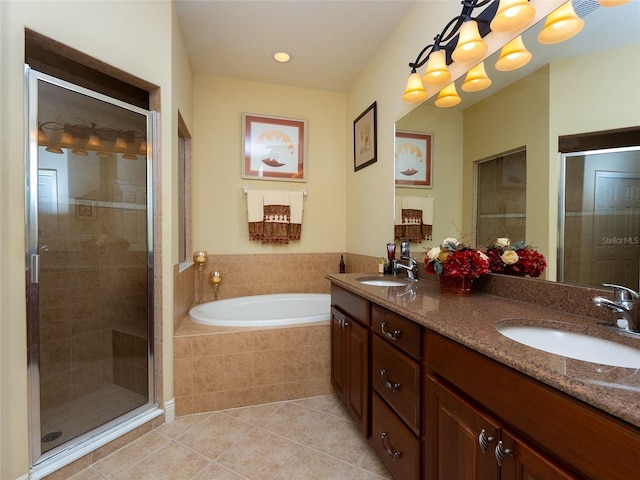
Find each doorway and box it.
[26,69,155,466]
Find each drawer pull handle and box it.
[380,322,401,341]
[478,429,495,453]
[495,441,513,467]
[380,432,401,461]
[380,369,401,392]
[341,318,349,329]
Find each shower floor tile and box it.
[65,394,392,480]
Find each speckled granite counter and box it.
[327,273,640,429]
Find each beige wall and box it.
[191,75,347,254]
[0,1,192,477]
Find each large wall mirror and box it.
[395,0,640,289]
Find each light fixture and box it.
[273,51,291,63]
[495,35,532,71]
[452,18,488,64]
[435,83,462,108]
[490,0,535,33]
[402,72,428,103]
[598,0,631,6]
[461,62,492,92]
[113,133,129,154]
[422,48,451,86]
[537,1,584,44]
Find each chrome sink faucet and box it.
[593,283,639,333]
[393,256,419,281]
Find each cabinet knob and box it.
[495,440,513,466]
[478,429,495,453]
[380,322,402,340]
[380,369,401,392]
[380,432,402,461]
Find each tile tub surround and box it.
[328,273,640,428]
[49,395,391,480]
[174,321,332,416]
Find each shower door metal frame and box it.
[25,67,156,467]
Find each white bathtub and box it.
[189,293,331,327]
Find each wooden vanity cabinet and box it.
[330,285,369,436]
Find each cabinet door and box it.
[498,430,577,480]
[425,376,500,480]
[330,307,347,398]
[346,318,369,436]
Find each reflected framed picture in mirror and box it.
[354,101,377,171]
[395,131,432,188]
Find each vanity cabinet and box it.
[330,285,369,436]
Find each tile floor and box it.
[67,394,392,480]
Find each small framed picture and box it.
[75,198,97,219]
[353,101,377,171]
[242,113,307,182]
[394,130,433,188]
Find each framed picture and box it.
[394,130,432,188]
[75,198,97,219]
[242,113,307,182]
[353,101,377,171]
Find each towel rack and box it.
[241,186,308,199]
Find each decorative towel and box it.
[247,189,303,244]
[394,195,434,242]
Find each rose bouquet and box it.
[425,237,490,278]
[484,238,546,277]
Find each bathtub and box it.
[189,293,331,327]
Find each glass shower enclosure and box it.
[26,69,155,467]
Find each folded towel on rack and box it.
[394,195,434,242]
[246,189,304,244]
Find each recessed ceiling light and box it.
[273,51,291,63]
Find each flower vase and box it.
[439,275,473,296]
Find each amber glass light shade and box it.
[38,126,48,145]
[537,1,584,44]
[87,134,101,150]
[422,50,452,86]
[113,135,129,153]
[598,0,630,6]
[490,0,536,33]
[435,83,461,108]
[402,72,428,103]
[461,62,492,92]
[495,35,532,71]
[452,20,488,64]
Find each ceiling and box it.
[175,0,417,92]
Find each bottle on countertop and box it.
[339,254,346,274]
[378,254,386,274]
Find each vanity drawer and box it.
[331,284,369,326]
[372,303,421,359]
[371,392,420,480]
[372,334,421,435]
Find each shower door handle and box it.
[31,253,40,284]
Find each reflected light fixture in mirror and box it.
[490,0,536,32]
[435,82,462,107]
[598,0,631,6]
[461,62,492,92]
[537,1,584,44]
[495,35,532,71]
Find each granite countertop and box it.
[327,273,640,429]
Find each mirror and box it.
[394,0,640,287]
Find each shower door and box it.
[26,69,154,465]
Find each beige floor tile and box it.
[303,414,369,466]
[191,463,245,479]
[271,446,355,480]
[155,412,211,440]
[357,446,393,479]
[222,402,281,426]
[216,428,298,480]
[329,399,357,422]
[350,469,392,480]
[92,431,169,478]
[258,402,327,443]
[109,441,209,480]
[176,412,251,460]
[67,469,106,480]
[292,394,340,413]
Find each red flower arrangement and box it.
[424,238,490,279]
[484,238,546,277]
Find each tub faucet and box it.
[393,256,419,281]
[593,283,639,333]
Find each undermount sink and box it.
[496,324,640,369]
[356,276,408,287]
